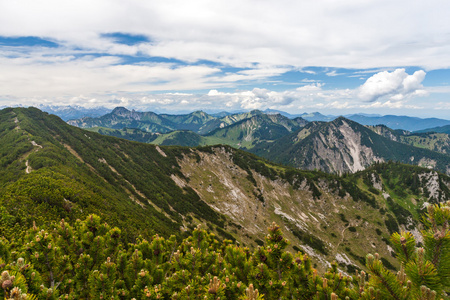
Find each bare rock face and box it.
[304,120,384,174]
[253,117,450,175]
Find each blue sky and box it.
[1,0,450,118]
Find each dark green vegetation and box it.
[1,203,449,299]
[2,107,450,299]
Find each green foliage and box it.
[1,216,358,299]
[385,214,400,235]
[363,201,450,299]
[1,203,449,299]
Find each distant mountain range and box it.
[69,107,309,137]
[67,107,450,175]
[345,114,450,132]
[36,105,111,121]
[63,106,450,132]
[264,109,336,122]
[85,110,309,149]
[264,109,450,131]
[369,125,450,155]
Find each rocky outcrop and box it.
[252,117,450,175]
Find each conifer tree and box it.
[362,201,450,299]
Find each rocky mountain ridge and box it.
[251,117,450,175]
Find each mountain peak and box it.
[331,115,355,125]
[111,107,130,115]
[191,110,209,117]
[249,109,264,115]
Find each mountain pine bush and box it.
[1,201,449,299]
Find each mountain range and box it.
[65,106,450,132]
[67,107,450,175]
[251,117,450,175]
[2,107,450,272]
[346,114,450,132]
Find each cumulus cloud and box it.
[204,85,356,111]
[207,88,284,110]
[358,69,427,102]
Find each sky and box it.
[1,0,450,118]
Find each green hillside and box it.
[87,127,159,143]
[369,125,450,155]
[1,107,450,298]
[151,130,207,147]
[90,112,308,149]
[0,107,224,241]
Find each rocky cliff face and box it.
[252,117,450,175]
[301,119,384,173]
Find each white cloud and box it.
[358,69,427,102]
[326,70,344,77]
[360,100,422,109]
[203,85,357,111]
[434,102,450,110]
[0,53,223,97]
[1,1,450,69]
[296,83,323,91]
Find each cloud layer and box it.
[0,1,449,118]
[2,0,450,69]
